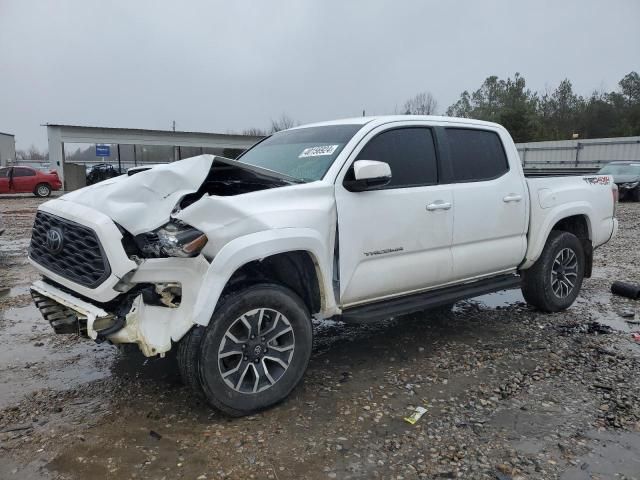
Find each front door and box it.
[335,125,454,307]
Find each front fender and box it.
[192,228,337,326]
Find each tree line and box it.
[443,71,640,142]
[249,72,640,143]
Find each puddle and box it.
[560,430,640,479]
[466,288,525,309]
[590,311,636,333]
[572,291,639,334]
[0,303,116,408]
[0,284,30,299]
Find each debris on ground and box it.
[403,405,428,424]
[611,281,640,299]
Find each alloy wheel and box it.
[218,308,295,394]
[551,247,578,298]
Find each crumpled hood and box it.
[61,155,214,235]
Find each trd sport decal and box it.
[364,247,404,257]
[583,176,611,185]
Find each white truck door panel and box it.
[334,125,454,306]
[444,128,527,280]
[451,172,527,279]
[336,186,453,305]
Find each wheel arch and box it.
[522,203,594,272]
[33,182,52,195]
[550,214,593,277]
[192,228,338,327]
[220,251,322,315]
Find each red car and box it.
[0,166,62,197]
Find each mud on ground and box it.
[1,196,640,480]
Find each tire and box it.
[177,325,205,398]
[521,230,585,312]
[198,283,313,416]
[633,187,640,202]
[34,183,51,197]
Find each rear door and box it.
[443,127,528,280]
[0,167,10,193]
[335,124,454,306]
[12,167,37,193]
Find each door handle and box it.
[503,194,523,203]
[426,201,452,211]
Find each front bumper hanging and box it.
[30,280,122,342]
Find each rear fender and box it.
[522,201,593,269]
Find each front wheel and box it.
[198,284,313,416]
[34,183,51,197]
[521,230,585,312]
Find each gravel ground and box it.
[1,195,639,480]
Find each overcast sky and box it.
[0,0,638,150]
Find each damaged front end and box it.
[30,253,209,356]
[28,155,296,356]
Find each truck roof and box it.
[291,115,503,130]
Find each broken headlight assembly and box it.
[136,220,208,258]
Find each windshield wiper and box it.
[213,156,306,184]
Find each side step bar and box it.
[340,274,522,323]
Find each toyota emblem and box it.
[45,227,64,254]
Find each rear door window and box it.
[13,167,36,177]
[353,127,438,188]
[446,128,508,182]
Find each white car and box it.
[28,116,618,415]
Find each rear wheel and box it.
[521,230,585,312]
[34,183,51,197]
[633,186,640,202]
[198,284,313,416]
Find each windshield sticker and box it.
[299,145,339,158]
[583,176,611,185]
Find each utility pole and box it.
[172,120,176,132]
[362,109,366,117]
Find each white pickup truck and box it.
[28,116,618,415]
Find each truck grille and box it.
[29,211,111,288]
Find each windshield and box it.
[237,124,363,182]
[598,163,640,175]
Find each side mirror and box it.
[343,160,392,192]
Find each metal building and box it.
[516,136,640,174]
[0,132,16,167]
[46,124,264,190]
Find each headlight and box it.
[137,221,208,258]
[622,182,639,189]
